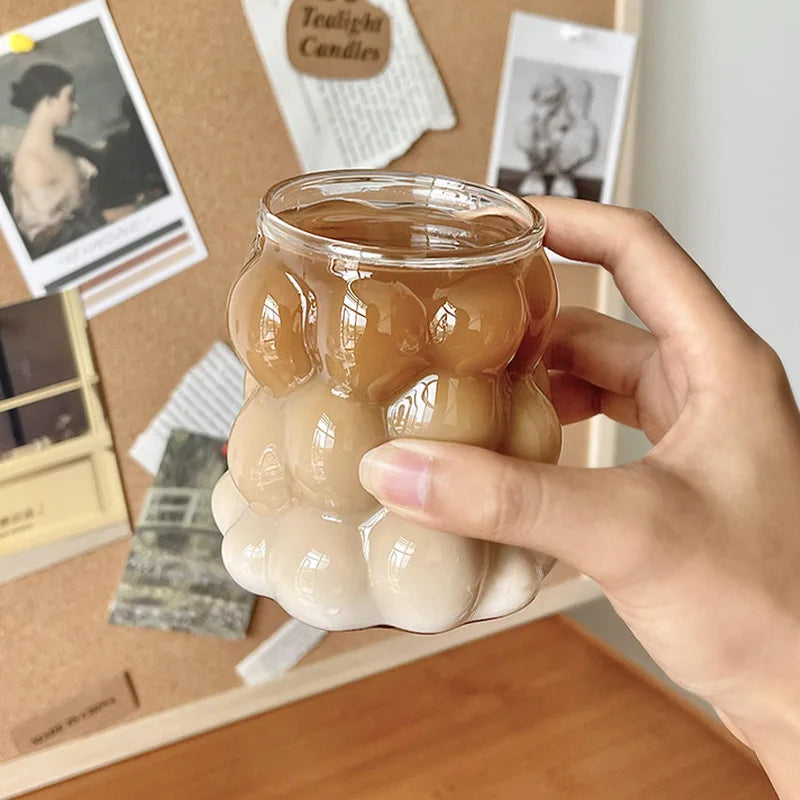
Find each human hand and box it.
[358,198,800,797]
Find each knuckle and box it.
[482,463,536,544]
[617,463,673,555]
[754,339,784,371]
[605,208,665,267]
[559,305,601,329]
[549,306,599,370]
[749,337,788,384]
[546,333,574,373]
[628,208,663,235]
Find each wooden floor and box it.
[25,617,776,799]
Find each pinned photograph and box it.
[487,13,636,205]
[0,290,130,583]
[109,430,255,640]
[0,1,206,318]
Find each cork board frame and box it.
[0,0,641,795]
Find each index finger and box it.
[527,197,742,344]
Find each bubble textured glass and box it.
[212,171,561,633]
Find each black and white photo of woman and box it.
[0,6,202,317]
[2,60,168,260]
[8,63,106,258]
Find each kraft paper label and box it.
[286,0,391,80]
[11,673,138,754]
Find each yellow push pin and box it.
[9,32,35,53]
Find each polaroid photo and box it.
[487,13,637,213]
[0,0,206,318]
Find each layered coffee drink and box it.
[212,172,561,633]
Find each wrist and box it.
[747,722,800,798]
[721,687,800,797]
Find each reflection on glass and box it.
[430,300,458,345]
[0,294,78,401]
[386,374,438,437]
[310,412,336,480]
[243,539,267,561]
[252,443,285,495]
[0,389,88,458]
[296,548,331,603]
[388,536,416,590]
[256,294,281,364]
[339,284,369,368]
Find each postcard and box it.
[108,430,255,639]
[487,13,637,207]
[0,1,206,318]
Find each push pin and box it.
[8,32,35,53]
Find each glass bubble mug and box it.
[211,171,561,633]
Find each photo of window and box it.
[0,290,129,583]
[0,294,88,457]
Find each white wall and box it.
[573,0,798,718]
[631,0,800,396]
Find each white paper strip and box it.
[129,342,245,475]
[236,620,329,686]
[241,0,456,171]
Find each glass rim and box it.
[259,170,545,270]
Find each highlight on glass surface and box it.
[212,170,562,633]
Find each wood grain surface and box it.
[22,617,776,800]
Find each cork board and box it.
[0,0,618,772]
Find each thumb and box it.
[359,439,659,584]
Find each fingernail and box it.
[359,443,432,511]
